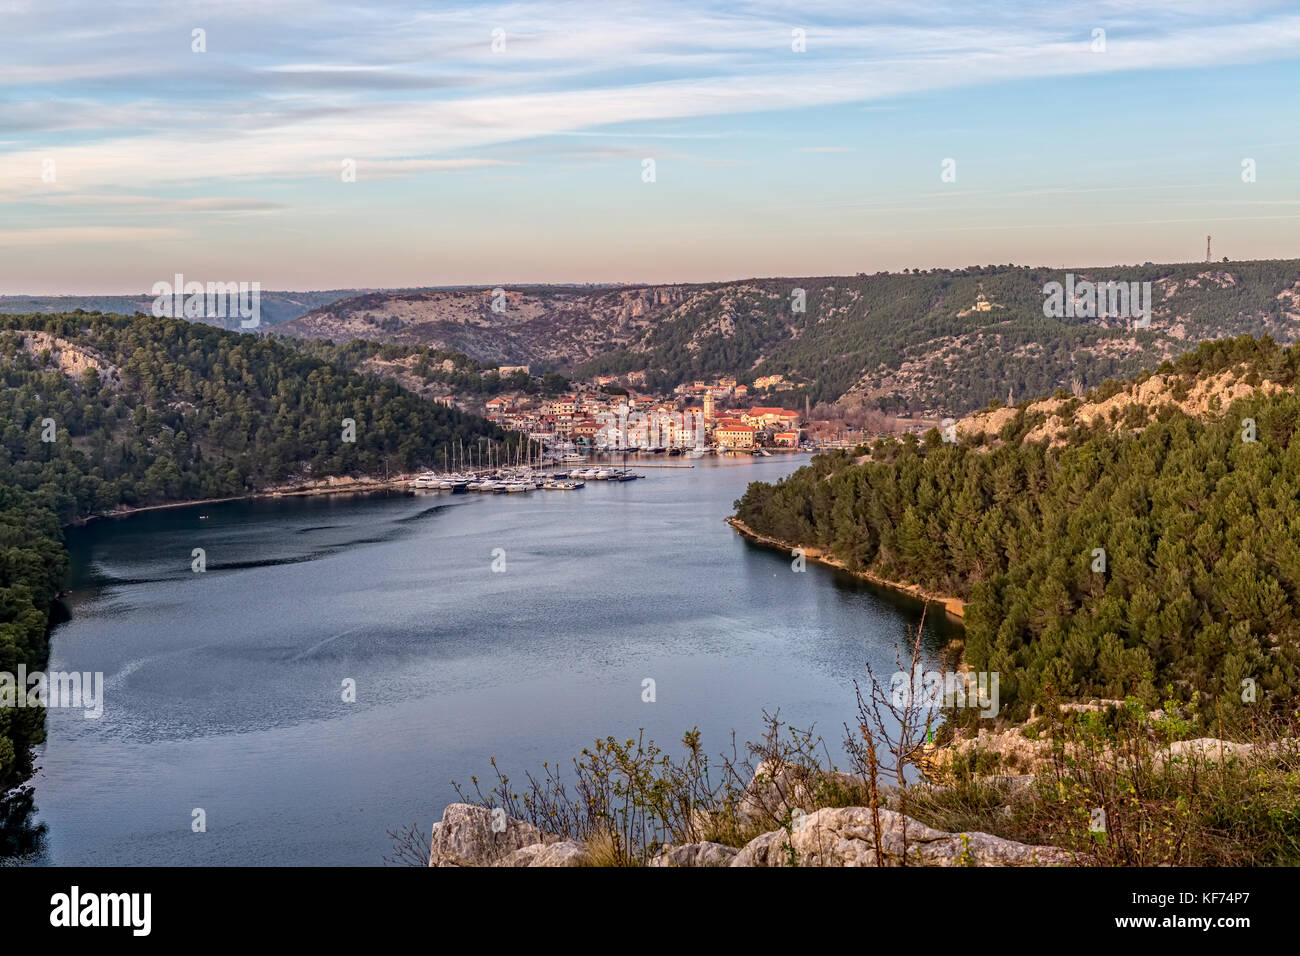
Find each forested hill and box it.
[0,311,513,522]
[0,311,512,796]
[733,335,1300,723]
[278,259,1300,415]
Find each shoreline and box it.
[726,516,966,622]
[66,454,800,528]
[66,476,415,527]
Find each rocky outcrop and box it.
[648,841,739,868]
[497,841,589,867]
[427,803,562,867]
[19,331,121,388]
[428,771,1074,867]
[729,806,1074,867]
[1159,737,1257,766]
[934,722,1278,777]
[954,365,1282,450]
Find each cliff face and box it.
[954,362,1283,448]
[17,331,121,388]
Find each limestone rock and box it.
[427,803,561,867]
[729,806,1073,867]
[649,841,739,868]
[1161,738,1255,765]
[497,840,589,867]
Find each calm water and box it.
[26,455,954,865]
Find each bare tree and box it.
[843,604,940,865]
[384,822,432,867]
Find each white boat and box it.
[411,472,440,488]
[542,479,584,490]
[561,453,586,463]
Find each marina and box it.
[404,437,714,493]
[409,466,643,492]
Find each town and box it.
[434,370,847,456]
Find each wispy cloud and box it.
[2,1,1298,287]
[4,2,1299,199]
[0,226,188,245]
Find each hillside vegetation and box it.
[283,338,572,404]
[734,335,1300,722]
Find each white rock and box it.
[427,804,561,867]
[648,842,740,867]
[1160,738,1255,765]
[497,840,589,867]
[729,806,1074,867]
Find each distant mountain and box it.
[275,285,691,367]
[0,290,366,331]
[274,261,1300,416]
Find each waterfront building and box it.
[715,422,757,449]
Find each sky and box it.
[1,0,1298,293]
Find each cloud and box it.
[0,226,188,245]
[26,194,288,212]
[353,158,518,178]
[3,0,1300,280]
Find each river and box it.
[24,454,955,865]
